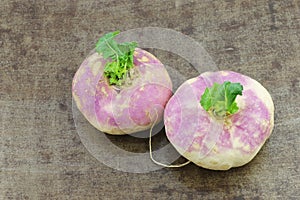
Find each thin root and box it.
[149,109,191,168]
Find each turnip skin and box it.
[72,48,172,135]
[164,71,274,170]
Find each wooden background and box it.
[1,0,299,199]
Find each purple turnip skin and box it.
[72,48,172,135]
[164,71,274,170]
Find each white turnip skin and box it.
[164,71,274,170]
[72,48,172,135]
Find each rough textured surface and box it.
[1,0,299,199]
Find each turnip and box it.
[72,31,172,135]
[164,71,274,170]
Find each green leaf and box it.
[200,81,243,117]
[199,88,212,111]
[95,31,138,85]
[118,42,137,53]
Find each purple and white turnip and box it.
[164,71,274,170]
[72,31,172,134]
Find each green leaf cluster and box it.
[95,31,137,85]
[200,81,243,117]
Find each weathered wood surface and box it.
[1,0,299,199]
